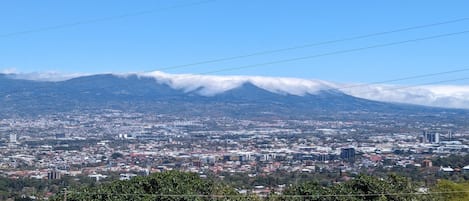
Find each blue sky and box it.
[1,0,469,84]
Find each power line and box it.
[384,77,469,91]
[334,67,469,90]
[0,0,216,38]
[3,68,469,113]
[331,76,469,103]
[2,21,469,105]
[200,29,469,75]
[66,190,469,197]
[235,75,469,105]
[150,17,469,72]
[1,66,468,99]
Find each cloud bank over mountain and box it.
[134,71,469,109]
[341,84,469,109]
[137,71,333,96]
[4,70,469,109]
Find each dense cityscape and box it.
[1,109,468,199]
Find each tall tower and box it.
[340,147,355,162]
[435,132,440,144]
[9,133,17,144]
[423,131,440,144]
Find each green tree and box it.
[273,174,424,201]
[431,180,469,201]
[51,171,259,201]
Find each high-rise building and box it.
[48,170,61,180]
[422,131,440,144]
[340,147,355,162]
[9,133,17,144]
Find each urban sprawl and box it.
[1,110,468,195]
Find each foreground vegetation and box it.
[1,170,468,200]
[45,171,469,201]
[51,171,258,201]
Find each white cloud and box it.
[5,71,87,81]
[1,68,18,74]
[4,70,469,109]
[341,84,469,109]
[138,71,333,96]
[135,71,469,109]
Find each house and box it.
[440,166,454,173]
[463,165,469,173]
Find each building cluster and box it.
[0,110,468,193]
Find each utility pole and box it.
[63,188,67,201]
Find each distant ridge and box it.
[3,72,469,109]
[1,73,467,119]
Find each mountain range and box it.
[0,72,467,119]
